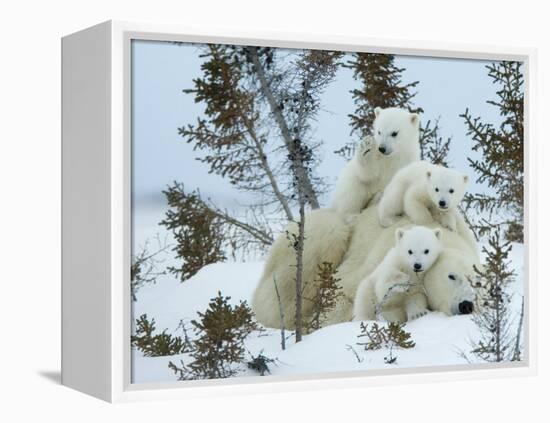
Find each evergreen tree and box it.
[180,45,343,340]
[160,183,229,281]
[338,52,450,165]
[168,292,258,380]
[179,46,340,226]
[357,321,415,364]
[131,236,169,301]
[131,314,191,357]
[419,118,452,167]
[347,53,420,140]
[467,230,523,362]
[306,262,343,332]
[461,61,524,241]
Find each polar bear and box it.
[252,209,351,330]
[422,248,478,316]
[323,205,480,325]
[331,107,420,217]
[353,226,442,323]
[378,161,469,231]
[251,202,479,330]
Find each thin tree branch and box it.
[273,277,286,351]
[241,117,294,220]
[246,47,320,209]
[513,296,525,361]
[207,205,274,246]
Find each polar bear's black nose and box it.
[378,146,386,154]
[413,263,422,271]
[458,300,474,315]
[439,200,447,208]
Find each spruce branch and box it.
[461,61,524,241]
[169,292,259,380]
[357,321,415,364]
[465,229,521,363]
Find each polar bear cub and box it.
[331,107,420,217]
[378,161,468,231]
[353,226,442,323]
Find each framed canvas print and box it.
[61,21,537,402]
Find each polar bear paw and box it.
[408,309,428,321]
[389,284,409,294]
[406,300,429,321]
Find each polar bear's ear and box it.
[463,174,469,184]
[433,228,442,239]
[395,228,405,242]
[410,113,419,125]
[374,107,382,117]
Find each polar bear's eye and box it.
[435,187,439,192]
[391,131,399,137]
[424,249,429,254]
[448,274,456,280]
[449,188,454,194]
[378,131,381,135]
[408,250,413,255]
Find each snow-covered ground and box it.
[132,240,525,384]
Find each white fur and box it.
[331,107,420,217]
[323,206,480,325]
[423,249,477,316]
[353,226,442,322]
[378,161,469,231]
[251,204,480,330]
[251,209,351,330]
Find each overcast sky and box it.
[131,40,507,222]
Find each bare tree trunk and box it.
[513,296,525,361]
[495,289,502,362]
[207,206,273,246]
[246,47,314,342]
[294,201,305,342]
[246,47,320,209]
[273,277,286,350]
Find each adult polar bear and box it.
[253,106,421,329]
[324,206,479,325]
[252,205,479,330]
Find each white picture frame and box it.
[61,20,537,403]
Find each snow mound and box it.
[132,244,524,383]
